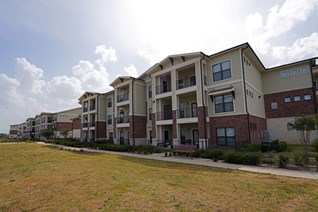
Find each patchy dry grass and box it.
[1,143,318,211]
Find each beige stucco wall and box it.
[134,82,146,116]
[97,95,107,121]
[262,62,312,94]
[56,108,81,122]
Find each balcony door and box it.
[191,102,197,117]
[163,105,172,120]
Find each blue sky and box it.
[1,0,318,133]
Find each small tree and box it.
[40,129,54,140]
[290,116,317,156]
[60,128,71,139]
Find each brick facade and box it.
[53,122,73,131]
[152,113,156,138]
[72,118,81,130]
[210,115,249,147]
[264,87,315,118]
[9,130,18,135]
[130,115,147,138]
[96,121,106,139]
[113,118,117,139]
[249,115,267,144]
[172,110,177,139]
[198,106,207,139]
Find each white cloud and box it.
[0,73,22,106]
[15,57,45,94]
[95,45,117,66]
[72,60,111,92]
[46,76,83,104]
[124,64,139,77]
[271,32,318,65]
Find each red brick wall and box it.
[72,119,81,130]
[210,115,249,146]
[172,110,177,139]
[55,122,73,131]
[96,121,106,139]
[152,113,156,138]
[130,115,147,138]
[249,115,267,144]
[10,130,18,135]
[113,118,117,138]
[264,88,315,118]
[198,106,207,139]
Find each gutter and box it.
[199,54,208,149]
[240,46,251,145]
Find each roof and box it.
[110,76,135,87]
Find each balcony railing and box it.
[90,105,96,111]
[117,115,129,124]
[89,122,95,127]
[83,107,88,112]
[176,77,196,90]
[117,93,129,102]
[156,111,172,121]
[177,107,198,119]
[82,123,88,128]
[156,84,171,94]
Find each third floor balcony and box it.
[117,93,129,103]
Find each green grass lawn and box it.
[1,143,318,211]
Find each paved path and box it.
[38,142,318,180]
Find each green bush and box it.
[260,144,269,152]
[274,142,287,152]
[278,155,289,168]
[312,139,318,152]
[241,144,260,152]
[294,154,306,166]
[224,152,261,165]
[197,150,224,161]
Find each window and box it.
[287,123,294,131]
[284,97,291,103]
[280,70,289,78]
[290,68,298,76]
[300,66,309,74]
[107,98,112,108]
[109,132,113,141]
[148,86,152,98]
[149,108,152,121]
[178,79,184,89]
[217,128,235,146]
[214,94,234,113]
[212,60,231,81]
[294,96,301,102]
[271,102,278,109]
[304,94,312,101]
[107,115,112,125]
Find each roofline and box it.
[266,57,316,71]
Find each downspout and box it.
[199,54,207,149]
[240,46,251,145]
[309,60,317,114]
[132,78,136,146]
[96,96,98,142]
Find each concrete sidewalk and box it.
[39,142,318,180]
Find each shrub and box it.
[274,142,287,152]
[224,152,261,165]
[260,144,269,152]
[312,139,318,152]
[197,150,224,161]
[241,144,260,152]
[294,154,306,166]
[278,155,289,168]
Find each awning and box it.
[208,86,235,101]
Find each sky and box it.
[1,0,318,133]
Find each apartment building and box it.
[78,92,109,141]
[52,107,81,139]
[9,124,19,138]
[76,43,317,148]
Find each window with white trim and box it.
[280,70,289,78]
[214,94,234,113]
[300,66,309,74]
[107,115,112,125]
[304,94,312,101]
[216,128,235,146]
[290,68,298,76]
[284,97,291,103]
[212,60,231,82]
[294,96,301,102]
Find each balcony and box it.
[83,107,88,112]
[117,115,129,124]
[156,110,172,121]
[156,84,171,95]
[117,93,129,103]
[89,122,95,127]
[177,107,198,118]
[90,105,96,111]
[176,77,196,90]
[82,123,88,128]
